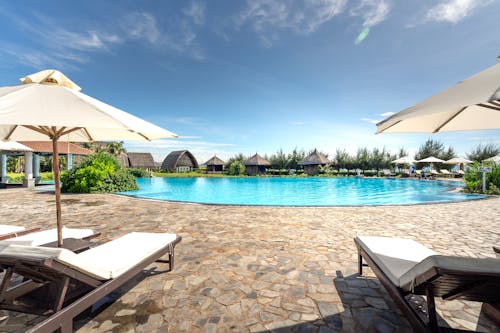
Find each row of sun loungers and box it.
[0,224,497,332]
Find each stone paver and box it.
[0,188,498,332]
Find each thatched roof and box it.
[19,141,92,155]
[116,153,130,168]
[127,152,155,169]
[299,149,330,165]
[162,150,199,171]
[204,155,225,166]
[244,153,270,166]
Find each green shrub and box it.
[61,152,138,193]
[128,168,152,178]
[228,161,245,175]
[464,163,500,194]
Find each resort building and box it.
[204,155,225,173]
[244,153,270,176]
[18,141,92,187]
[162,150,199,173]
[127,152,155,171]
[299,149,330,175]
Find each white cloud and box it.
[350,0,391,28]
[361,117,380,124]
[235,0,347,47]
[380,112,395,117]
[183,1,206,25]
[290,121,305,125]
[425,0,490,23]
[0,8,206,69]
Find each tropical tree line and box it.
[225,140,499,173]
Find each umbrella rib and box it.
[377,120,401,133]
[4,125,18,140]
[59,127,82,138]
[136,132,151,141]
[83,128,94,141]
[478,103,500,111]
[433,106,467,133]
[23,125,51,137]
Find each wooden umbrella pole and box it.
[52,137,63,247]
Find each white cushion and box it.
[0,242,110,280]
[357,236,436,287]
[0,225,25,235]
[0,232,178,280]
[78,232,178,278]
[3,227,94,246]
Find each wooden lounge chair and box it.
[0,231,181,333]
[0,225,40,241]
[2,226,97,246]
[355,236,500,332]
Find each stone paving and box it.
[0,188,498,332]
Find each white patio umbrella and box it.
[376,62,500,133]
[444,157,472,164]
[391,156,416,164]
[484,155,500,163]
[417,156,445,163]
[0,141,33,152]
[0,69,177,246]
[417,156,444,171]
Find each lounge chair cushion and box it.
[3,227,94,246]
[0,232,178,280]
[78,232,177,278]
[356,236,436,287]
[0,243,110,280]
[0,225,25,235]
[399,255,500,292]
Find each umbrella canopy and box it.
[484,155,500,163]
[376,62,500,133]
[0,69,177,247]
[417,156,444,163]
[0,140,33,152]
[391,156,416,164]
[444,157,472,164]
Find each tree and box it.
[398,147,408,158]
[227,161,245,175]
[333,149,352,169]
[269,149,287,169]
[226,153,246,167]
[355,147,370,170]
[415,139,455,169]
[286,148,305,170]
[467,144,500,162]
[105,141,126,156]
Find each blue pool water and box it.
[119,177,484,206]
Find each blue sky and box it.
[0,0,499,163]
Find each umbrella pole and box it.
[52,137,63,247]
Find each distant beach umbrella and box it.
[377,62,500,133]
[444,157,472,164]
[484,155,500,163]
[0,69,177,246]
[417,156,445,163]
[391,156,416,164]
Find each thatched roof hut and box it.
[127,152,155,170]
[244,153,270,175]
[299,149,330,175]
[19,141,92,156]
[204,155,225,173]
[162,150,199,172]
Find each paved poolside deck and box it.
[0,188,498,332]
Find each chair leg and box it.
[54,277,70,312]
[0,267,13,300]
[358,253,363,275]
[426,285,439,332]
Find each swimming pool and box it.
[119,177,484,206]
